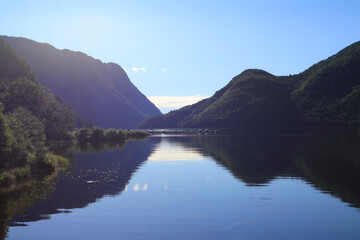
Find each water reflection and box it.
[162,128,360,209]
[9,138,160,226]
[3,128,360,239]
[293,128,360,208]
[0,169,60,239]
[148,140,205,162]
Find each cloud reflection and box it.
[148,141,205,162]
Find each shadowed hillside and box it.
[1,36,161,129]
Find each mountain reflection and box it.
[164,128,360,209]
[6,128,360,230]
[169,135,300,184]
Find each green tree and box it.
[6,107,45,167]
[3,77,43,115]
[0,104,8,168]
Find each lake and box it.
[3,129,360,239]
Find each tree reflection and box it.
[166,128,360,209]
[0,169,59,239]
[0,138,159,239]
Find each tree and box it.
[3,77,43,115]
[0,103,8,168]
[6,107,45,166]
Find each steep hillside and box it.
[291,40,360,123]
[1,36,161,129]
[141,41,360,129]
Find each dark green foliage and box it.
[44,103,75,140]
[291,41,360,124]
[105,129,121,141]
[1,77,75,140]
[0,104,8,165]
[117,129,126,139]
[6,107,45,168]
[77,128,90,142]
[3,77,43,114]
[124,130,150,139]
[75,128,108,144]
[88,127,105,143]
[141,41,360,130]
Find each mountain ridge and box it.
[140,41,360,130]
[1,36,161,129]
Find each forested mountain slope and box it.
[141,41,360,130]
[2,36,161,129]
[0,38,75,172]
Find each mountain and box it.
[291,40,360,123]
[0,38,75,141]
[1,36,161,129]
[141,69,303,130]
[140,41,360,130]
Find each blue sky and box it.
[1,0,360,112]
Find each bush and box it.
[76,128,90,142]
[105,129,119,141]
[125,130,149,139]
[118,129,126,140]
[89,127,105,143]
[74,127,148,144]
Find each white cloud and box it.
[162,68,167,73]
[131,67,147,73]
[147,95,208,112]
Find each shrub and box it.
[89,127,105,143]
[104,129,119,141]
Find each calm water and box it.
[3,130,360,239]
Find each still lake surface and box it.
[5,130,360,239]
